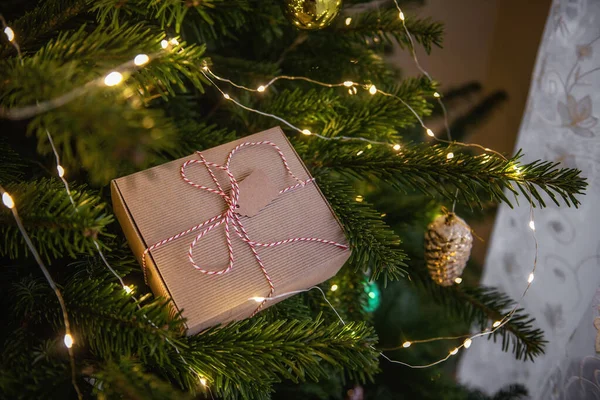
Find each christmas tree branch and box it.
[318,177,408,283]
[332,9,444,53]
[0,180,113,261]
[317,144,586,208]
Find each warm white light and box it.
[57,165,65,177]
[426,129,435,137]
[433,92,440,98]
[4,27,15,42]
[170,38,179,45]
[199,377,207,387]
[343,81,354,87]
[302,129,312,136]
[393,144,401,151]
[450,347,459,356]
[257,85,266,92]
[250,296,265,303]
[492,321,501,328]
[161,39,169,49]
[528,273,535,283]
[446,152,454,160]
[368,85,377,95]
[104,71,123,86]
[345,17,352,26]
[355,195,364,203]
[399,11,405,21]
[528,220,535,231]
[2,192,14,209]
[484,147,491,151]
[330,284,339,291]
[402,341,411,348]
[514,165,522,175]
[64,333,74,348]
[202,65,208,71]
[134,54,150,66]
[463,338,472,349]
[356,150,364,156]
[123,285,133,294]
[223,93,230,100]
[454,277,463,284]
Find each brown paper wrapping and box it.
[111,127,350,335]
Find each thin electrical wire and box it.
[0,185,82,399]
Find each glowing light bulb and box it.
[170,38,179,45]
[399,11,405,21]
[160,40,169,49]
[492,321,501,328]
[134,54,150,66]
[57,165,65,177]
[450,347,459,356]
[202,65,208,71]
[330,284,339,291]
[402,341,411,348]
[514,165,522,175]
[528,273,535,283]
[356,150,364,156]
[4,27,15,42]
[64,333,74,348]
[2,192,14,209]
[223,93,230,100]
[393,144,401,151]
[343,81,354,87]
[199,377,207,387]
[446,152,454,159]
[123,285,133,294]
[463,338,472,349]
[454,277,463,284]
[355,195,364,203]
[302,129,312,136]
[426,129,435,137]
[250,296,265,303]
[345,17,352,26]
[433,92,440,98]
[257,85,266,92]
[528,220,535,231]
[484,147,491,152]
[104,71,123,86]
[368,85,377,95]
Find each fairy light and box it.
[368,84,377,95]
[356,150,364,156]
[449,348,459,356]
[343,81,354,87]
[199,377,207,387]
[134,54,150,66]
[257,85,265,92]
[355,195,364,203]
[446,152,454,159]
[4,26,14,42]
[426,129,435,137]
[527,273,535,283]
[170,38,179,45]
[123,285,133,294]
[302,129,312,136]
[161,39,169,49]
[454,277,462,284]
[528,220,535,231]
[345,17,352,26]
[64,333,74,348]
[330,284,339,291]
[104,71,123,86]
[402,341,412,348]
[463,338,472,349]
[2,192,14,208]
[433,92,440,98]
[393,144,401,151]
[399,11,405,21]
[492,321,501,328]
[250,296,266,303]
[56,165,65,177]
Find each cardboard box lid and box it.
[112,127,350,334]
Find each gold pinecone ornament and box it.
[282,0,343,30]
[425,213,473,286]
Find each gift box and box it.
[111,126,351,335]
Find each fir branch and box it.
[332,9,444,53]
[412,266,546,361]
[317,144,587,208]
[0,179,113,261]
[318,177,408,283]
[181,315,379,400]
[0,136,25,185]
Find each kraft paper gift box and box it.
[111,126,351,335]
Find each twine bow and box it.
[142,141,348,314]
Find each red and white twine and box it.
[142,141,348,315]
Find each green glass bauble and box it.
[282,0,343,30]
